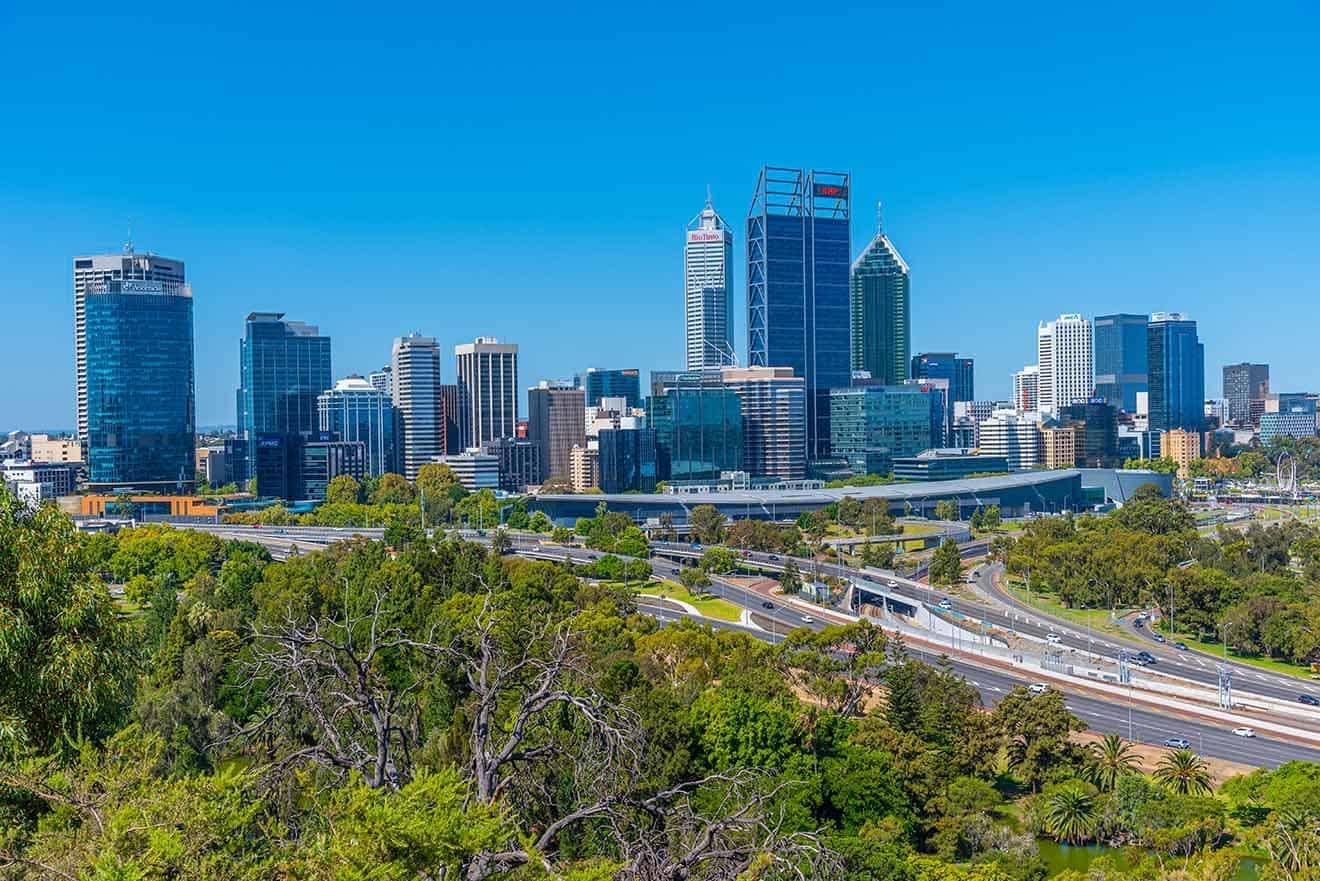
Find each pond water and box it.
[1035,840,1261,879]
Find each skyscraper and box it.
[747,166,851,460]
[1012,365,1040,413]
[390,334,443,480]
[850,207,910,385]
[684,190,735,370]
[583,368,642,410]
[527,381,586,483]
[237,313,332,475]
[1093,314,1148,412]
[1222,363,1269,426]
[720,366,806,480]
[647,383,743,483]
[74,248,186,440]
[368,366,393,397]
[1036,314,1093,415]
[455,337,519,448]
[318,376,397,478]
[82,273,195,491]
[1147,312,1205,434]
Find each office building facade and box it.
[978,410,1042,471]
[368,366,392,397]
[390,334,444,480]
[829,384,938,476]
[318,376,398,478]
[438,450,500,492]
[684,192,736,369]
[1059,399,1119,467]
[891,450,1009,482]
[74,248,186,441]
[1093,314,1148,412]
[597,428,658,493]
[720,366,806,480]
[1222,363,1269,426]
[527,381,586,483]
[849,211,910,386]
[482,437,542,493]
[647,384,743,483]
[910,352,973,404]
[1147,312,1205,433]
[584,367,642,410]
[301,437,367,501]
[747,166,851,460]
[1160,429,1201,479]
[1036,314,1093,415]
[84,277,196,491]
[569,444,600,493]
[455,338,518,448]
[237,312,332,476]
[1013,365,1040,413]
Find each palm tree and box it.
[1154,748,1212,795]
[1044,784,1098,844]
[1085,734,1139,792]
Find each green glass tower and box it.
[849,205,910,385]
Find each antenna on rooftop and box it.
[875,201,884,235]
[124,219,135,255]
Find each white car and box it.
[1028,683,1050,695]
[801,615,815,624]
[886,580,899,588]
[1232,726,1256,738]
[1046,633,1063,645]
[937,598,953,610]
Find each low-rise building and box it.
[482,437,541,493]
[1,460,80,503]
[891,449,1009,481]
[30,434,82,463]
[569,444,599,493]
[977,409,1043,471]
[1038,425,1078,470]
[1160,429,1202,479]
[438,449,500,492]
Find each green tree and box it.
[689,504,726,544]
[324,473,362,505]
[700,546,738,575]
[992,687,1087,792]
[780,558,802,595]
[416,462,459,502]
[0,486,136,752]
[679,565,711,594]
[929,538,963,587]
[935,500,960,522]
[1085,734,1138,792]
[370,472,416,505]
[1154,748,1213,796]
[528,510,554,533]
[861,541,896,570]
[1043,782,1099,844]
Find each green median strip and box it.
[633,581,744,623]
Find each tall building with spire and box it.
[684,189,735,370]
[849,203,910,385]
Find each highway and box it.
[172,522,1320,767]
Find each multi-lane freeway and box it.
[172,521,1320,767]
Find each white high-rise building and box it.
[391,334,443,480]
[684,190,735,370]
[455,337,519,448]
[1036,314,1093,415]
[368,366,393,398]
[978,409,1043,471]
[73,247,185,440]
[1012,365,1040,413]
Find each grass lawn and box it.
[1000,576,1133,639]
[634,580,744,623]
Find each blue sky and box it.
[2,2,1318,429]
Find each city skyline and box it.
[4,6,1319,428]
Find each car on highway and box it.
[761,601,775,610]
[768,555,780,561]
[1134,618,1144,628]
[1162,737,1191,749]
[1299,694,1320,707]
[1046,633,1062,645]
[801,615,815,624]
[1152,633,1166,643]
[1173,642,1189,651]
[886,580,898,588]
[1232,727,1257,738]
[938,598,953,610]
[1133,651,1157,666]
[1028,683,1049,695]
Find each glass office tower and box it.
[317,376,397,477]
[583,367,642,409]
[84,278,196,491]
[237,312,333,476]
[1147,312,1205,433]
[1093,313,1148,412]
[647,385,743,483]
[829,384,938,476]
[748,166,851,461]
[851,213,910,385]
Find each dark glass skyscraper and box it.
[84,278,196,491]
[747,166,851,460]
[1147,312,1204,433]
[583,368,642,409]
[647,385,743,483]
[910,353,974,403]
[850,212,910,386]
[1222,363,1269,426]
[237,312,332,476]
[1093,313,1148,412]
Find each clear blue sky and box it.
[2,2,1318,429]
